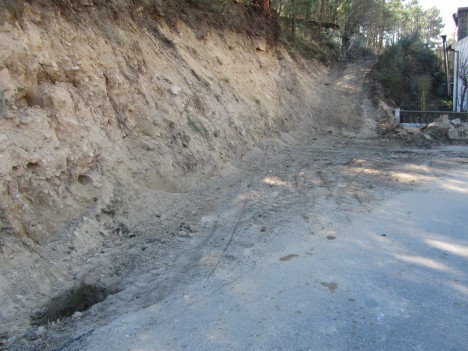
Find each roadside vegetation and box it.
[270,0,443,57]
[375,34,440,110]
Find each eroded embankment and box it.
[0,1,326,242]
[0,1,327,337]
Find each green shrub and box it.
[441,98,453,109]
[376,34,438,108]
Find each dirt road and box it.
[57,154,468,351]
[10,60,468,350]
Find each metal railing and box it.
[397,110,468,124]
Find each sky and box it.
[417,0,463,39]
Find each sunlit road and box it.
[61,163,468,351]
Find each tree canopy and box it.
[271,0,444,49]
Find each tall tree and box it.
[421,7,443,48]
[291,0,297,42]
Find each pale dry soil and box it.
[8,61,468,350]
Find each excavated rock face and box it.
[0,2,326,243]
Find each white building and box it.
[451,36,468,112]
[452,7,468,112]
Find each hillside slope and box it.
[0,1,326,243]
[0,0,331,336]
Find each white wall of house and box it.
[452,36,468,112]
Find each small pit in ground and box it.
[31,283,113,325]
[78,174,93,186]
[26,162,40,174]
